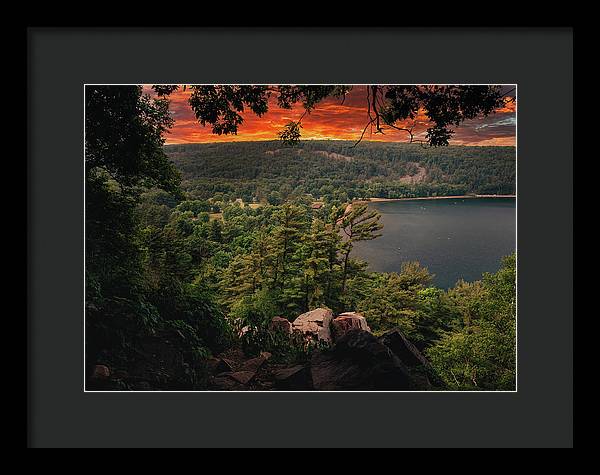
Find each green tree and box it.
[426,254,516,390]
[294,219,337,311]
[85,86,183,375]
[337,203,383,293]
[209,218,223,243]
[271,204,307,291]
[86,86,231,388]
[354,262,433,338]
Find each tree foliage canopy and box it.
[152,85,509,147]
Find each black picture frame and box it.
[27,27,573,448]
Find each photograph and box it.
[84,84,517,392]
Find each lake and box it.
[352,198,516,289]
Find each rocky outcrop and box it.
[331,312,371,341]
[310,329,410,390]
[378,329,445,390]
[269,316,293,335]
[291,308,334,342]
[92,312,443,391]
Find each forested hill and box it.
[164,140,515,201]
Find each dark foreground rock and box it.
[205,329,441,391]
[90,323,443,391]
[310,329,410,390]
[378,329,445,390]
[273,364,312,390]
[208,351,272,390]
[207,357,234,375]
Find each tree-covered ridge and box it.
[165,140,515,201]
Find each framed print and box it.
[28,27,573,448]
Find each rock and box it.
[378,329,429,368]
[207,357,234,375]
[92,365,110,379]
[292,308,334,342]
[211,374,246,391]
[239,325,250,337]
[240,354,268,373]
[310,329,410,390]
[269,316,293,335]
[228,371,257,385]
[378,329,445,389]
[212,353,271,387]
[331,312,371,340]
[273,365,312,390]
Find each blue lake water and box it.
[352,198,516,288]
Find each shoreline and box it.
[353,194,516,203]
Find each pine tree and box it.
[209,218,223,243]
[271,204,307,290]
[337,202,383,293]
[300,219,342,310]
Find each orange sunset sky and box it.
[146,85,516,147]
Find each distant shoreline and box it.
[164,140,516,148]
[354,194,516,203]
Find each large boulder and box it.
[378,329,445,389]
[331,312,371,341]
[269,316,293,335]
[292,308,334,343]
[310,329,410,390]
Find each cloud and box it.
[475,117,517,129]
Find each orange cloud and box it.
[146,85,516,147]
